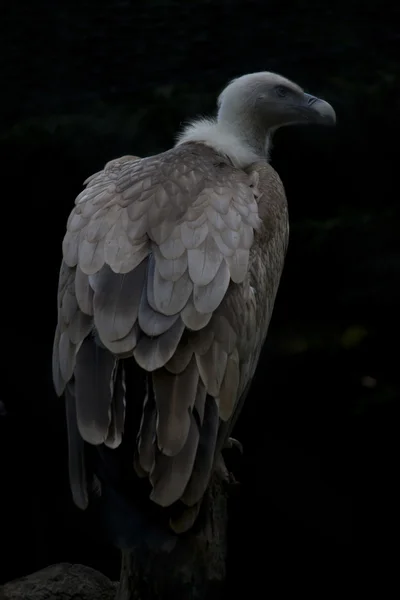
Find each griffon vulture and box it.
[52,72,335,542]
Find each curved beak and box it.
[301,93,336,126]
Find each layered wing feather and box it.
[52,145,288,524]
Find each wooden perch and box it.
[116,457,231,600]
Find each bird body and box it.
[52,72,335,541]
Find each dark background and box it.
[1,0,398,594]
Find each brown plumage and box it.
[52,71,335,533]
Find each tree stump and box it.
[116,458,231,600]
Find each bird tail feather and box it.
[67,340,177,551]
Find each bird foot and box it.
[228,471,242,494]
[215,453,241,493]
[223,437,243,455]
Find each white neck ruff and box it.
[175,117,269,168]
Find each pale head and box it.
[217,71,336,130]
[176,71,336,168]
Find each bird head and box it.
[217,71,336,131]
[176,71,336,167]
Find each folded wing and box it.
[52,144,287,525]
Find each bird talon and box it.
[223,437,243,454]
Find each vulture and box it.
[52,71,335,545]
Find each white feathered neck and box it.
[175,117,270,169]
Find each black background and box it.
[1,0,398,594]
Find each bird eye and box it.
[275,85,290,98]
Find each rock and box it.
[0,563,117,600]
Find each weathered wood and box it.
[0,563,117,600]
[116,457,231,600]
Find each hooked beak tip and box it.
[304,94,336,126]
